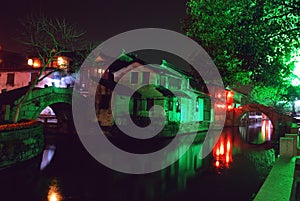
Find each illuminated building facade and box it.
[0,47,73,93]
[89,53,212,134]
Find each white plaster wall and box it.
[0,70,53,93]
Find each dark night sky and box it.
[0,0,187,53]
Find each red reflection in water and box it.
[215,160,220,167]
[261,119,272,142]
[213,135,232,169]
[220,142,224,155]
[47,180,62,201]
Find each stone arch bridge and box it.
[0,86,74,133]
[228,103,298,137]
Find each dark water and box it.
[0,121,275,201]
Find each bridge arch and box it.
[33,99,72,120]
[234,104,276,127]
[233,104,294,137]
[37,102,74,133]
[236,110,275,130]
[7,87,74,132]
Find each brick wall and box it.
[0,123,44,168]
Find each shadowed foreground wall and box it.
[0,122,44,168]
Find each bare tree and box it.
[14,15,89,122]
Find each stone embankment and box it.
[0,120,44,169]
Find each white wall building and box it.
[0,49,74,93]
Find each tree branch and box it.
[38,68,60,82]
[267,27,300,40]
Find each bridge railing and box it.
[14,86,73,105]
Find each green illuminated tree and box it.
[249,83,300,113]
[13,15,92,122]
[183,0,300,88]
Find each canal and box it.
[0,119,276,201]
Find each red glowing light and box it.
[213,135,233,169]
[226,139,231,151]
[226,91,234,104]
[226,154,230,163]
[216,148,220,156]
[220,142,224,155]
[227,105,233,110]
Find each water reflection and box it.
[212,124,274,173]
[213,134,232,170]
[39,129,273,200]
[47,179,62,201]
[40,145,56,170]
[35,136,209,201]
[239,114,273,145]
[0,128,275,201]
[261,120,272,142]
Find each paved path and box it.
[254,156,297,201]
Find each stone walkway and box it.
[254,156,298,201]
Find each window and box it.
[147,98,154,111]
[131,72,138,84]
[142,72,150,84]
[176,100,181,112]
[6,73,14,86]
[169,77,181,89]
[161,76,166,86]
[168,98,173,110]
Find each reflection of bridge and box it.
[0,86,74,133]
[227,104,298,137]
